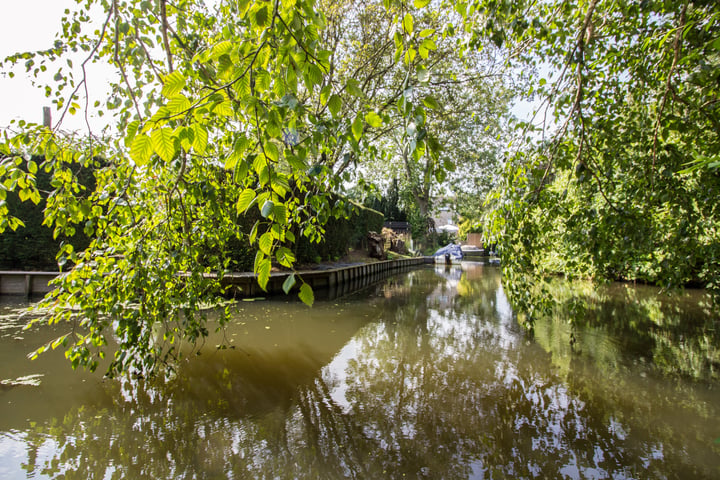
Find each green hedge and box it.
[1,159,383,272]
[196,186,383,271]
[293,201,384,263]
[225,198,383,269]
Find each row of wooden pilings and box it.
[0,257,431,298]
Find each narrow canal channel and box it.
[1,262,718,479]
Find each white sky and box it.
[0,0,114,133]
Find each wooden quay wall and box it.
[220,257,428,298]
[1,258,430,298]
[0,271,58,296]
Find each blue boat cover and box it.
[433,243,463,258]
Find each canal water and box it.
[0,262,718,479]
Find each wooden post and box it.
[43,107,51,127]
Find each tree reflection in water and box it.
[7,264,720,479]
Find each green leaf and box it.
[257,257,271,290]
[422,95,440,110]
[352,114,363,141]
[167,94,191,114]
[225,147,241,171]
[408,47,420,62]
[286,153,308,171]
[264,142,279,163]
[253,153,268,175]
[394,31,403,49]
[211,99,234,117]
[417,67,430,83]
[421,38,437,51]
[258,232,273,255]
[161,71,186,98]
[402,13,414,35]
[178,126,195,151]
[130,134,153,166]
[237,0,251,15]
[266,112,282,138]
[192,124,208,154]
[273,203,287,224]
[307,164,324,176]
[261,199,275,218]
[298,283,314,306]
[211,40,233,59]
[276,247,295,268]
[346,79,363,97]
[365,111,383,128]
[125,120,140,147]
[414,0,430,7]
[236,188,256,213]
[306,64,323,89]
[394,43,403,63]
[419,28,435,38]
[320,85,332,105]
[282,273,296,294]
[328,94,342,117]
[254,5,269,29]
[250,221,260,244]
[151,128,177,162]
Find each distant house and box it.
[433,208,454,230]
[431,196,459,233]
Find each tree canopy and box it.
[1,0,718,377]
[473,0,720,316]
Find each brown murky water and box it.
[1,263,718,479]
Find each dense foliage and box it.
[363,178,408,222]
[475,0,720,316]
